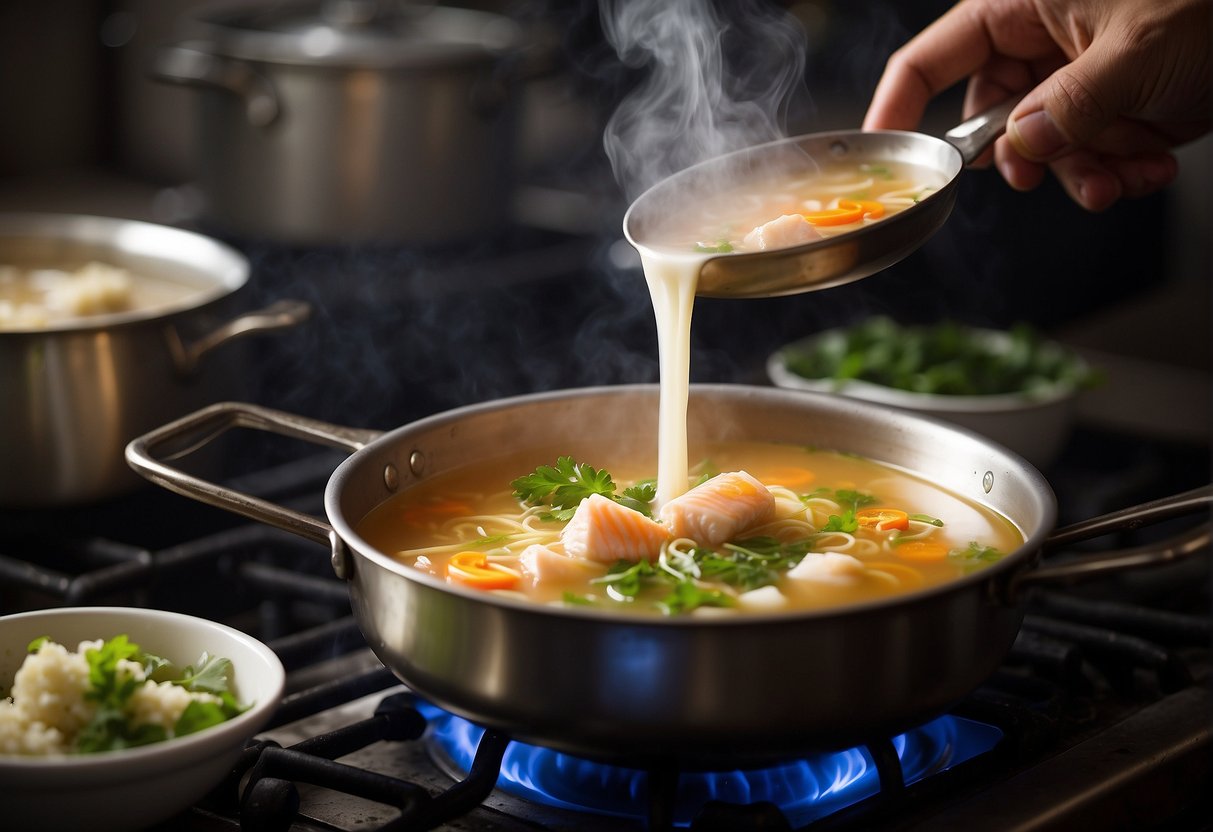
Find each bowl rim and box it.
[767,325,1087,413]
[0,606,284,770]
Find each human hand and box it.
[863,0,1211,211]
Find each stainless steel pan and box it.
[125,385,1210,766]
[624,102,1015,298]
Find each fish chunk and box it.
[742,214,820,251]
[561,494,671,563]
[738,585,787,610]
[659,471,775,546]
[786,552,866,585]
[519,543,607,585]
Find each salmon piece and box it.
[743,214,820,251]
[560,494,671,563]
[659,471,775,546]
[519,543,607,585]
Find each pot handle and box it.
[1008,485,1213,595]
[152,41,281,127]
[166,299,311,375]
[125,402,382,551]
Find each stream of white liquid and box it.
[639,249,711,508]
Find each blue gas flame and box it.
[420,703,1001,827]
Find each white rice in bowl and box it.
[0,638,223,756]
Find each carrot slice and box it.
[849,199,885,218]
[801,205,863,226]
[447,551,518,590]
[856,508,910,532]
[895,540,950,561]
[800,199,884,226]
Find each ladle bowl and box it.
[623,100,1014,298]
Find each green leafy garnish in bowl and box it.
[780,317,1099,397]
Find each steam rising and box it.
[600,0,811,201]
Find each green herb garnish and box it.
[693,240,734,253]
[782,317,1100,397]
[950,541,1004,562]
[657,581,734,615]
[69,635,245,753]
[512,457,656,519]
[805,488,878,533]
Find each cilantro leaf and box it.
[950,541,1003,562]
[657,581,734,615]
[821,513,859,533]
[173,653,234,695]
[700,538,813,591]
[512,457,656,518]
[512,456,614,508]
[618,481,658,517]
[591,559,659,600]
[561,591,595,606]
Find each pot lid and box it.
[190,0,522,68]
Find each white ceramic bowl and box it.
[768,328,1088,470]
[0,607,284,832]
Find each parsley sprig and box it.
[804,487,879,533]
[511,457,656,520]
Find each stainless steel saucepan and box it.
[126,385,1209,767]
[624,102,1015,298]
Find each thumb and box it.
[1006,45,1129,162]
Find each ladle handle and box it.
[944,98,1019,165]
[125,402,382,547]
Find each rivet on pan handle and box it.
[125,402,381,549]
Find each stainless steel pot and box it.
[125,385,1210,766]
[1,213,308,506]
[153,1,530,245]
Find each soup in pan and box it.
[643,159,947,255]
[358,441,1023,617]
[356,152,1013,617]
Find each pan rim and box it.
[325,383,1058,627]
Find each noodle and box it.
[359,440,1022,617]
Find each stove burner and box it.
[422,704,1002,827]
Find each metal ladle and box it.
[622,100,1016,298]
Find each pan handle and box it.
[944,98,1019,166]
[1008,485,1213,594]
[125,402,382,548]
[1043,485,1212,550]
[152,41,280,127]
[166,299,312,376]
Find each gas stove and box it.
[1,416,1209,832]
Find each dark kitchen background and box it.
[2,0,1209,443]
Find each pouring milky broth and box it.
[358,156,1020,616]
